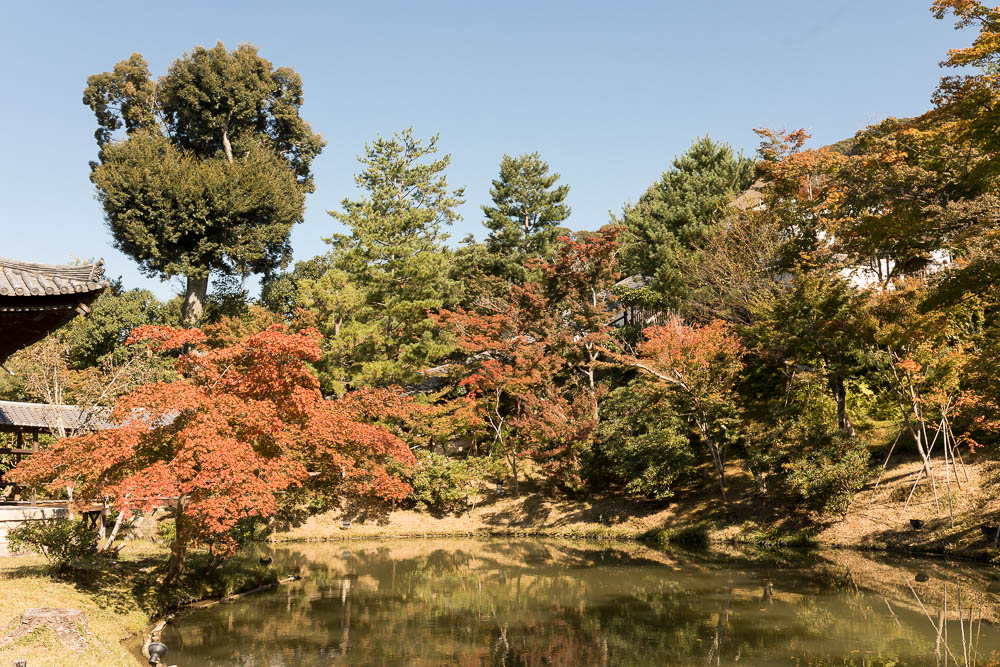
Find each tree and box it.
[8,324,414,583]
[259,255,332,319]
[676,206,787,328]
[760,272,870,436]
[540,226,623,423]
[621,317,745,501]
[433,285,583,493]
[867,278,975,524]
[482,152,571,282]
[323,128,464,387]
[29,280,171,370]
[83,44,325,325]
[297,264,367,395]
[617,136,755,307]
[596,379,697,499]
[918,2,1000,305]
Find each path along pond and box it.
[150,538,1000,665]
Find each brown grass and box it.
[276,450,1000,563]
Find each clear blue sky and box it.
[0,0,970,300]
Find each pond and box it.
[155,539,1000,666]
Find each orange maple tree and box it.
[540,227,623,423]
[433,284,588,493]
[9,324,415,582]
[621,317,745,501]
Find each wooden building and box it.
[0,257,110,364]
[0,400,112,501]
[0,257,110,505]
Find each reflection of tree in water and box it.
[161,540,1000,666]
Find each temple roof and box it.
[0,258,109,298]
[0,258,111,363]
[0,400,112,434]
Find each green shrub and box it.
[595,382,697,499]
[653,523,711,547]
[7,518,99,569]
[157,518,176,542]
[786,432,871,516]
[735,521,816,547]
[407,451,506,514]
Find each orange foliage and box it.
[433,283,589,491]
[9,324,415,571]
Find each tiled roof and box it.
[731,179,766,212]
[0,400,112,433]
[0,258,109,298]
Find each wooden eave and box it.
[0,258,110,363]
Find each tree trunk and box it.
[163,500,189,585]
[699,421,728,502]
[829,375,856,437]
[222,113,234,164]
[509,453,520,496]
[99,505,128,552]
[182,275,210,327]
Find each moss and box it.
[650,523,712,547]
[733,521,817,548]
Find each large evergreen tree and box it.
[482,152,570,282]
[83,43,325,325]
[320,128,464,389]
[618,136,755,308]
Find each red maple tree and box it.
[433,285,585,493]
[621,317,745,501]
[540,226,623,424]
[9,324,415,582]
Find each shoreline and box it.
[4,450,999,665]
[270,452,1000,565]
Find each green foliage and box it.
[319,128,464,388]
[406,451,506,514]
[785,430,871,516]
[755,271,870,434]
[84,43,324,324]
[260,255,332,318]
[157,518,176,543]
[482,152,570,283]
[618,135,755,307]
[734,521,816,548]
[596,381,696,499]
[51,5,1000,531]
[7,518,100,569]
[652,523,711,546]
[63,281,168,368]
[204,275,252,323]
[91,132,305,281]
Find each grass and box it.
[0,542,284,666]
[0,549,150,666]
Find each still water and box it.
[159,539,1000,666]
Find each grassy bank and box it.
[274,449,1000,563]
[0,543,282,666]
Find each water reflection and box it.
[158,539,1000,666]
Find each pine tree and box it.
[482,152,570,282]
[322,128,464,388]
[618,136,755,308]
